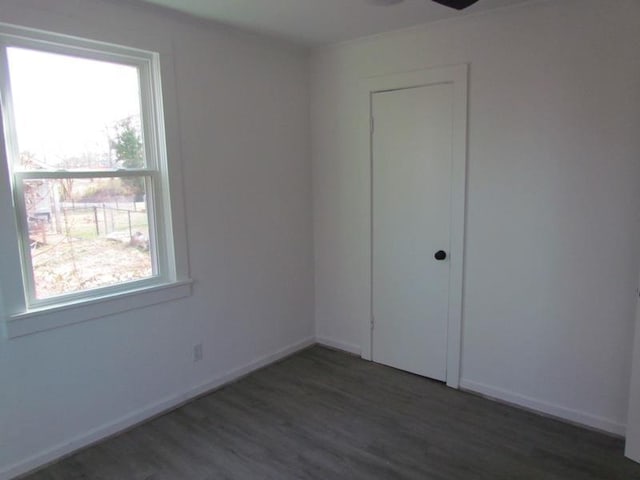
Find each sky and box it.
[7,47,142,168]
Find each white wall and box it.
[311,0,640,434]
[0,0,313,478]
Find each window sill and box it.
[4,279,193,339]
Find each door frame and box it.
[361,64,468,389]
[625,288,640,462]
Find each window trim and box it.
[5,280,193,339]
[0,23,191,338]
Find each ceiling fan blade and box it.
[432,0,480,10]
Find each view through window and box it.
[6,47,156,301]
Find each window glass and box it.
[3,44,163,304]
[23,177,153,299]
[7,47,146,171]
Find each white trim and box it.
[0,39,26,317]
[0,336,316,480]
[625,293,640,460]
[0,22,155,67]
[5,280,192,339]
[460,378,626,437]
[316,336,362,356]
[360,64,468,389]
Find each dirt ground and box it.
[31,235,153,299]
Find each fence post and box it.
[39,220,47,245]
[93,206,99,236]
[63,208,69,237]
[102,204,108,235]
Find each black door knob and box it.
[434,250,447,261]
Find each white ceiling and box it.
[137,0,535,46]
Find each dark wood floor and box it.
[22,346,640,479]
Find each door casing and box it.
[360,64,468,389]
[625,291,640,462]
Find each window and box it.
[0,24,190,337]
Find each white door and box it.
[372,83,453,381]
[626,295,640,462]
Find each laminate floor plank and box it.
[20,346,640,479]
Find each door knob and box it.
[434,250,447,261]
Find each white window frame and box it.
[0,24,191,339]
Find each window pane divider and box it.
[14,169,157,180]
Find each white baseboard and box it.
[315,336,361,356]
[460,378,626,437]
[1,336,315,480]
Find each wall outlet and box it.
[193,343,203,362]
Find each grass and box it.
[29,208,153,299]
